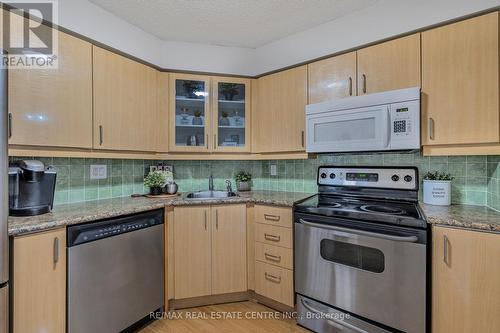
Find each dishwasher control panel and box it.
[67,209,164,246]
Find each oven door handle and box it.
[300,298,370,333]
[299,219,419,243]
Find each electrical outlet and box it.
[270,164,277,176]
[90,165,107,180]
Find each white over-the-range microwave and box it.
[305,87,420,153]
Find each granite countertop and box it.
[8,191,500,236]
[420,203,500,233]
[7,191,314,236]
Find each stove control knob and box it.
[320,173,327,179]
[391,174,400,182]
[329,173,336,179]
[404,175,413,182]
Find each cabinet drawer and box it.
[255,261,294,307]
[255,242,293,269]
[255,223,292,249]
[254,205,292,228]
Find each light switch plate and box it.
[90,165,107,179]
[270,164,277,176]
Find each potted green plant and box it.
[235,171,252,192]
[144,170,167,196]
[192,110,203,125]
[219,111,230,126]
[423,171,454,206]
[183,81,202,98]
[219,83,239,100]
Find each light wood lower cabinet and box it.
[173,206,212,299]
[173,204,247,299]
[432,226,500,333]
[211,205,247,294]
[12,228,66,333]
[253,205,294,307]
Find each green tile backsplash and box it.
[9,152,500,211]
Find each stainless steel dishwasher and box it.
[67,209,164,333]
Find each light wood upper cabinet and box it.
[169,73,211,152]
[422,12,499,146]
[357,34,421,95]
[93,46,159,152]
[211,204,247,294]
[8,30,93,148]
[173,206,212,299]
[432,226,500,333]
[253,66,307,153]
[212,77,251,153]
[308,52,356,104]
[12,228,66,333]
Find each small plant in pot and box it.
[219,83,239,100]
[235,171,252,192]
[144,170,167,196]
[423,171,454,206]
[219,111,230,126]
[192,110,203,125]
[183,81,202,99]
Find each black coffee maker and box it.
[8,160,57,216]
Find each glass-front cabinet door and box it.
[212,78,251,152]
[169,74,211,152]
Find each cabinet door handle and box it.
[429,118,435,140]
[264,233,280,242]
[53,237,59,264]
[264,272,281,283]
[264,253,281,262]
[443,235,449,265]
[99,125,103,145]
[348,77,353,96]
[301,130,305,148]
[213,134,217,149]
[362,74,367,94]
[8,113,12,138]
[215,209,218,230]
[206,134,209,149]
[264,214,280,222]
[204,210,207,230]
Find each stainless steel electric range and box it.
[294,166,429,333]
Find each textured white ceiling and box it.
[88,0,378,48]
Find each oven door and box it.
[306,105,390,153]
[295,215,426,333]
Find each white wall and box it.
[58,0,499,76]
[254,0,500,74]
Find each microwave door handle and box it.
[385,106,391,148]
[299,219,418,243]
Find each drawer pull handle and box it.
[53,237,59,264]
[264,233,280,242]
[264,272,281,283]
[264,214,280,221]
[443,235,450,265]
[264,253,281,262]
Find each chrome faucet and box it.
[226,180,233,193]
[209,175,214,191]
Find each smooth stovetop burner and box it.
[359,205,406,215]
[294,194,425,228]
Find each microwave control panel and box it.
[389,100,420,149]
